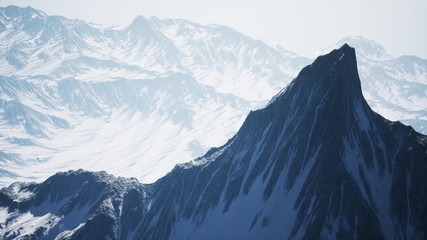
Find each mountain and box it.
[0,6,426,187]
[322,36,427,134]
[1,45,426,239]
[0,5,306,101]
[0,5,308,185]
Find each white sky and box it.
[1,0,426,58]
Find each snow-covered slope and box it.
[0,74,248,184]
[0,6,426,186]
[0,5,307,101]
[1,45,426,239]
[0,5,309,185]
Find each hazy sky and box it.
[1,0,426,58]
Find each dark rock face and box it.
[0,170,148,240]
[1,45,426,239]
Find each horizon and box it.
[1,1,426,59]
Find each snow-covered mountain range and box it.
[1,45,426,239]
[0,5,426,186]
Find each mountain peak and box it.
[318,43,355,62]
[282,43,362,107]
[252,43,368,162]
[126,14,157,40]
[318,43,357,67]
[335,36,393,60]
[0,5,46,23]
[129,15,150,28]
[338,42,351,50]
[242,44,366,155]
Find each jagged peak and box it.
[129,15,150,27]
[46,169,142,186]
[125,14,158,39]
[279,43,362,104]
[335,36,393,60]
[0,5,46,19]
[313,43,357,68]
[44,169,115,184]
[245,44,367,145]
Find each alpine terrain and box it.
[0,6,427,186]
[0,5,308,185]
[1,45,426,239]
[0,6,426,186]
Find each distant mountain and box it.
[0,6,426,186]
[0,5,307,101]
[0,5,309,185]
[1,45,426,239]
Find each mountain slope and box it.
[1,45,426,239]
[0,5,307,101]
[0,5,311,186]
[0,74,249,185]
[323,36,427,134]
[0,6,425,188]
[141,44,427,239]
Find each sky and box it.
[1,0,426,58]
